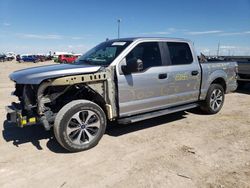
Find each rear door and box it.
[162,42,201,105]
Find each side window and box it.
[167,42,193,65]
[126,42,162,72]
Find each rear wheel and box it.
[201,84,225,114]
[54,100,107,152]
[62,60,67,64]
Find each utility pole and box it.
[117,19,121,39]
[217,41,220,57]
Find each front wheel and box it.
[54,100,107,152]
[200,84,225,114]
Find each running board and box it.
[118,103,199,124]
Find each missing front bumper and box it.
[5,104,37,127]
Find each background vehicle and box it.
[6,52,16,61]
[58,54,79,63]
[36,55,46,62]
[52,52,70,62]
[6,38,238,152]
[0,53,7,62]
[204,55,250,87]
[18,55,39,63]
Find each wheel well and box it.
[211,78,226,92]
[48,84,108,116]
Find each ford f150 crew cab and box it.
[6,38,238,152]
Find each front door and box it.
[117,42,168,117]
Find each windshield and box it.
[74,41,131,66]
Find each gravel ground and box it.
[0,61,250,188]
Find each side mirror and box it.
[122,58,143,74]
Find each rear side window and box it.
[167,42,193,65]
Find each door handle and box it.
[158,73,167,79]
[191,70,199,76]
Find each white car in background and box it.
[6,52,16,61]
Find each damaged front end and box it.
[6,84,39,127]
[6,67,117,130]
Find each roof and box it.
[107,37,191,43]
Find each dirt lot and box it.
[0,61,250,188]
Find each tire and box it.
[200,84,225,114]
[54,100,107,152]
[62,60,67,64]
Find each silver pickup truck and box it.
[6,37,238,152]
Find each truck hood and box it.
[10,64,101,84]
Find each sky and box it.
[0,0,250,55]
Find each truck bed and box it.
[199,61,238,100]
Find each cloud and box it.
[186,30,223,35]
[71,36,84,40]
[220,45,236,49]
[17,33,63,40]
[0,43,91,54]
[219,32,243,36]
[65,44,89,53]
[3,22,11,26]
[139,28,182,35]
[186,29,250,36]
[16,33,90,40]
[140,31,171,35]
[153,31,171,35]
[167,27,176,32]
[196,46,250,56]
[219,31,250,36]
